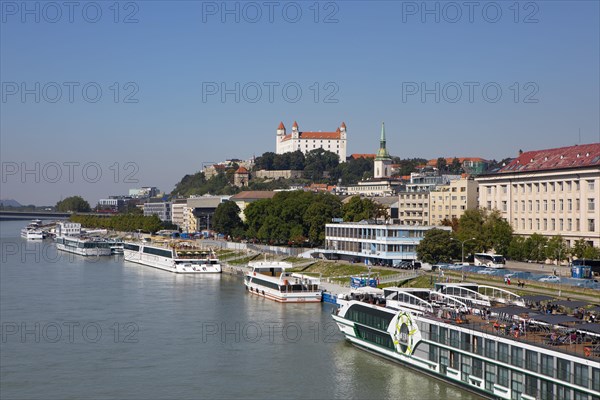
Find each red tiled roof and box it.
[230,191,276,200]
[235,166,249,174]
[427,157,487,166]
[278,122,285,130]
[350,153,376,159]
[299,131,341,139]
[293,121,298,128]
[499,143,600,173]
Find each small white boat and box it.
[21,220,45,240]
[244,261,322,303]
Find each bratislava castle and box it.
[275,121,347,161]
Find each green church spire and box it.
[375,122,391,160]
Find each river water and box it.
[0,220,477,399]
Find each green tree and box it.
[507,236,527,261]
[342,196,377,222]
[572,239,600,260]
[483,210,513,255]
[212,201,244,237]
[544,235,568,264]
[449,157,462,174]
[416,229,460,264]
[436,157,447,173]
[56,196,91,212]
[524,233,548,262]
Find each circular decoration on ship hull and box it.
[393,312,418,355]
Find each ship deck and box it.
[424,308,600,360]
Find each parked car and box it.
[539,275,561,283]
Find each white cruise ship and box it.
[332,283,600,399]
[123,241,221,274]
[20,220,45,240]
[244,261,322,303]
[55,236,113,256]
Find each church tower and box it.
[374,122,392,179]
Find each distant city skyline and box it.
[1,1,599,205]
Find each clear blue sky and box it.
[1,0,599,205]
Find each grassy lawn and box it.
[228,254,261,265]
[288,260,399,278]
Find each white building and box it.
[275,121,347,161]
[476,143,600,247]
[171,200,187,230]
[428,177,479,225]
[56,222,81,237]
[322,221,451,265]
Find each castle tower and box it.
[292,121,299,139]
[374,122,392,179]
[276,122,286,153]
[339,122,346,140]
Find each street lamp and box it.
[452,237,477,264]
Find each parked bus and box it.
[474,253,506,269]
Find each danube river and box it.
[1,221,477,399]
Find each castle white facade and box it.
[275,121,347,161]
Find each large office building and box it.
[429,177,479,225]
[275,121,347,161]
[322,221,451,265]
[476,143,600,247]
[143,202,172,222]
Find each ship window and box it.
[354,325,394,350]
[472,336,482,355]
[574,363,588,388]
[555,385,571,400]
[593,367,600,392]
[525,376,538,397]
[485,365,495,391]
[511,347,523,368]
[541,354,554,377]
[498,343,509,363]
[460,333,470,351]
[511,373,523,400]
[526,350,538,373]
[540,380,555,400]
[428,345,438,363]
[485,339,496,360]
[449,350,459,369]
[438,327,447,345]
[574,391,588,400]
[472,358,483,378]
[449,330,459,348]
[498,366,509,387]
[124,244,139,251]
[429,325,438,342]
[346,304,394,331]
[142,247,172,258]
[460,355,471,382]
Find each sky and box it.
[1,0,599,206]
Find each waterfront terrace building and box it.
[476,143,600,247]
[275,121,347,161]
[322,221,451,266]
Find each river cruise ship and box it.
[123,241,221,274]
[332,283,600,399]
[244,261,322,303]
[21,220,45,240]
[55,236,113,256]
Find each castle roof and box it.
[278,122,285,130]
[235,166,249,174]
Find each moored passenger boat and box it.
[123,241,221,274]
[20,219,45,240]
[244,261,322,303]
[55,236,113,256]
[332,283,600,399]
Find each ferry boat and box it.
[20,220,45,240]
[123,241,221,274]
[244,261,322,303]
[332,282,600,399]
[55,236,113,256]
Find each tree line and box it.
[417,209,600,264]
[212,192,381,246]
[70,214,164,233]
